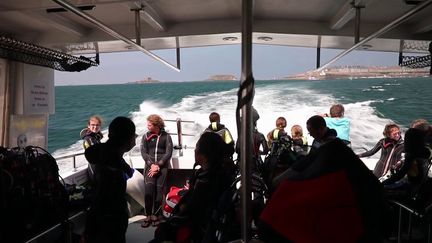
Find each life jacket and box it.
[205,122,233,145]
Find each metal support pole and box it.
[317,0,432,72]
[429,42,432,75]
[134,9,141,46]
[239,0,254,242]
[399,40,404,66]
[176,37,181,70]
[176,118,183,156]
[316,36,321,69]
[354,6,362,44]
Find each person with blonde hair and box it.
[80,115,104,181]
[141,114,173,227]
[80,115,103,149]
[357,123,404,180]
[291,125,308,155]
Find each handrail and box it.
[55,152,85,171]
[165,118,195,156]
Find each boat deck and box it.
[127,216,156,243]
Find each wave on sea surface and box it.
[53,81,398,171]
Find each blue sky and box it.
[55,44,399,85]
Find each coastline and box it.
[283,66,430,80]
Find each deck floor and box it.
[127,216,156,243]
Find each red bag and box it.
[260,170,364,243]
[163,186,188,218]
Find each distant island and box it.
[206,74,237,81]
[129,77,160,84]
[283,66,430,80]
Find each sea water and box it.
[50,77,432,166]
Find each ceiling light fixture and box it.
[222,36,238,42]
[257,36,273,41]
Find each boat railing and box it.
[55,118,196,173]
[55,152,86,172]
[165,118,195,156]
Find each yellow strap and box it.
[224,131,233,144]
[211,122,218,130]
[272,129,279,140]
[302,136,308,145]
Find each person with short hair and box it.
[306,115,336,154]
[204,112,235,148]
[80,115,103,149]
[80,115,104,181]
[83,116,137,243]
[152,132,235,242]
[323,104,351,144]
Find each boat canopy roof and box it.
[1,0,431,56]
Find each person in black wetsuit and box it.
[306,115,336,155]
[80,115,104,180]
[151,132,235,242]
[81,115,104,149]
[140,114,173,227]
[357,123,404,180]
[83,116,136,243]
[204,112,235,149]
[382,128,431,188]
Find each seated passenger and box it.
[261,135,388,243]
[151,132,235,243]
[291,124,308,155]
[323,104,351,144]
[267,116,288,149]
[306,115,336,155]
[382,128,432,204]
[357,123,404,180]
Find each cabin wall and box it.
[3,61,54,149]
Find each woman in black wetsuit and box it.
[357,123,404,180]
[140,114,173,227]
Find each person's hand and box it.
[148,164,160,177]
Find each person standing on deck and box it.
[322,104,351,145]
[80,115,104,180]
[236,106,269,174]
[357,123,404,180]
[204,112,235,149]
[83,116,136,243]
[141,114,173,227]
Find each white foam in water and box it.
[54,82,397,172]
